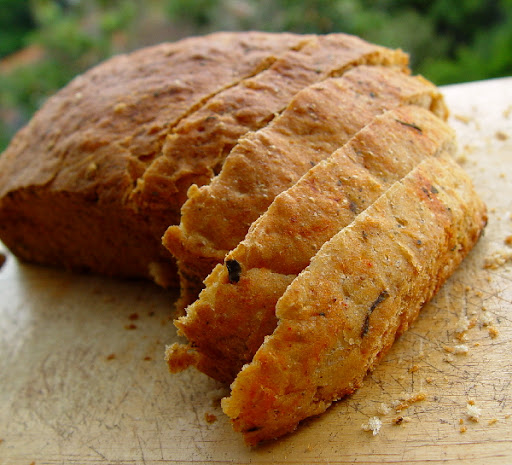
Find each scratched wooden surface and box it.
[0,77,511,465]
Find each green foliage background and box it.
[1,0,511,151]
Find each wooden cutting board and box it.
[1,76,511,465]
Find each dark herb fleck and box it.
[361,290,389,338]
[226,259,242,283]
[395,119,423,133]
[430,185,439,194]
[349,200,358,213]
[245,426,262,432]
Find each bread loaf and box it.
[0,31,487,446]
[0,32,409,285]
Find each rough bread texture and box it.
[0,31,308,283]
[221,155,487,445]
[131,33,408,211]
[166,105,456,383]
[163,65,447,309]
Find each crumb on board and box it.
[362,417,382,435]
[505,235,512,246]
[483,249,512,269]
[391,392,427,412]
[453,113,473,124]
[444,344,469,355]
[466,403,482,422]
[128,312,139,320]
[480,312,493,326]
[488,326,500,339]
[124,324,137,330]
[106,353,116,361]
[488,418,498,426]
[409,364,420,373]
[392,416,411,426]
[205,412,217,424]
[495,130,509,141]
[377,402,392,415]
[460,425,467,433]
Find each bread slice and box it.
[131,33,408,211]
[0,32,307,283]
[163,66,448,308]
[166,105,456,383]
[221,154,487,445]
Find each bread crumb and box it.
[459,418,464,425]
[466,403,482,422]
[495,130,509,141]
[377,402,391,415]
[460,425,467,433]
[453,344,469,355]
[392,392,426,412]
[455,331,469,342]
[129,312,139,320]
[409,364,420,373]
[205,412,217,424]
[504,105,512,118]
[425,377,433,384]
[488,418,498,426]
[488,326,499,338]
[505,235,512,246]
[455,153,468,164]
[480,312,493,326]
[106,353,116,361]
[455,313,470,333]
[454,114,472,124]
[124,324,137,330]
[362,417,382,435]
[392,416,411,426]
[483,249,512,269]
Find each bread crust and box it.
[132,33,408,211]
[166,105,456,383]
[163,66,447,307]
[221,155,487,445]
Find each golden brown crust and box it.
[132,33,408,211]
[163,65,447,307]
[166,105,456,383]
[222,155,487,445]
[0,32,305,281]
